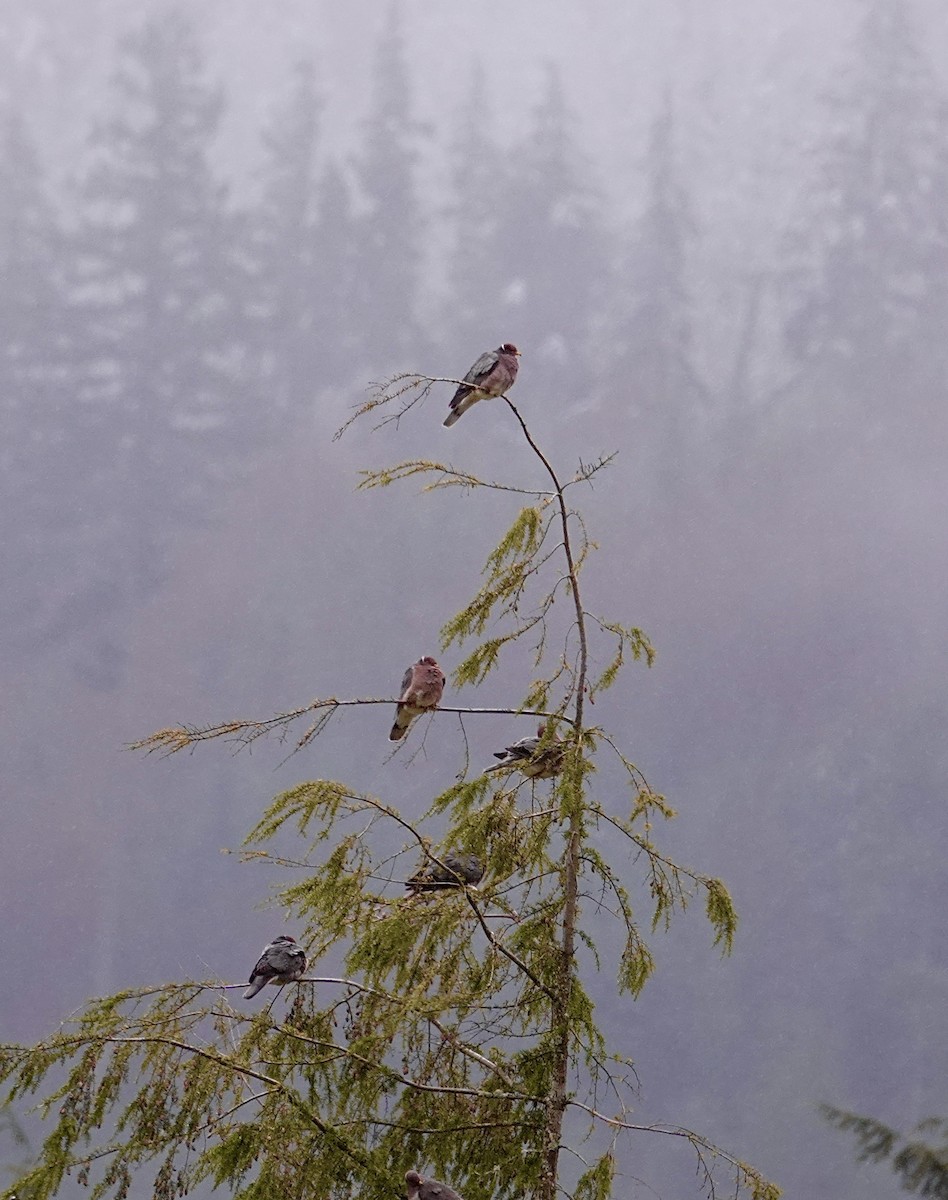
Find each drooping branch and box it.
[566,1102,782,1200]
[357,458,556,498]
[131,698,572,758]
[23,1031,399,1195]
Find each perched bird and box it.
[390,656,446,741]
[407,852,484,893]
[484,723,565,779]
[243,935,307,999]
[405,1170,465,1200]
[443,343,521,427]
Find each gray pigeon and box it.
[484,723,565,779]
[390,656,445,741]
[243,935,307,999]
[443,343,521,427]
[405,1170,464,1200]
[407,852,484,893]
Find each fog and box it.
[1,1,946,1196]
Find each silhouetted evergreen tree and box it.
[823,1107,948,1198]
[784,0,948,446]
[308,160,359,385]
[0,111,80,657]
[350,3,424,368]
[65,8,252,676]
[443,64,510,353]
[774,0,948,1119]
[601,95,707,471]
[490,67,607,404]
[251,60,320,411]
[252,60,361,413]
[0,114,63,402]
[252,60,337,419]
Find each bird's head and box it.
[418,655,439,666]
[272,935,297,945]
[501,342,521,356]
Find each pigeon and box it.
[484,723,565,779]
[390,656,446,741]
[443,343,521,427]
[407,852,484,893]
[405,1170,464,1200]
[243,935,307,999]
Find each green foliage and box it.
[573,1153,614,1200]
[442,504,556,688]
[704,878,739,953]
[822,1105,948,1197]
[586,618,656,699]
[0,393,776,1200]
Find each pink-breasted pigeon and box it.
[389,656,446,741]
[405,1170,464,1200]
[484,723,565,779]
[407,852,484,893]
[443,343,521,427]
[243,935,307,999]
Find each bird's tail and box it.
[389,707,413,741]
[443,391,476,427]
[243,977,266,999]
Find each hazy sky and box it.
[3,3,948,1198]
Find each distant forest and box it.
[3,1,947,686]
[3,4,948,1198]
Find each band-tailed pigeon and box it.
[443,343,521,427]
[407,852,484,892]
[405,1170,464,1200]
[243,935,307,999]
[390,656,445,741]
[484,723,565,779]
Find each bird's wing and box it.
[248,952,275,982]
[459,855,483,883]
[422,1183,463,1200]
[279,945,306,971]
[507,736,541,760]
[463,349,499,388]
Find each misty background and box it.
[2,0,947,1195]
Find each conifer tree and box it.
[488,67,607,402]
[0,113,63,406]
[0,366,779,1200]
[0,110,83,658]
[307,159,359,385]
[443,64,510,353]
[250,58,322,418]
[350,3,424,367]
[68,9,251,630]
[783,0,948,439]
[599,94,706,472]
[251,61,358,415]
[822,1106,948,1197]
